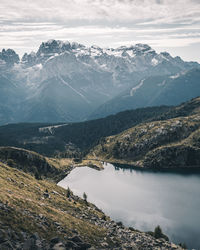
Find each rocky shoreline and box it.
[0,199,183,250]
[56,165,184,249]
[0,156,184,250]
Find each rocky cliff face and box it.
[0,49,19,66]
[89,97,200,169]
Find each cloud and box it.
[0,0,199,62]
[1,0,199,23]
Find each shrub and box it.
[179,242,187,249]
[154,225,169,241]
[154,225,162,239]
[83,192,87,203]
[66,187,71,198]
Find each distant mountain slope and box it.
[0,106,171,156]
[88,97,200,169]
[90,68,200,119]
[0,40,199,124]
[0,96,199,158]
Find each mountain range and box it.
[0,40,199,124]
[90,68,200,119]
[0,96,200,170]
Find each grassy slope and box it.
[0,161,111,246]
[0,97,199,159]
[0,146,74,182]
[88,97,200,168]
[0,150,184,248]
[0,106,171,157]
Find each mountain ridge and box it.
[0,40,199,124]
[0,96,199,162]
[89,68,200,119]
[88,97,200,169]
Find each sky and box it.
[0,0,200,62]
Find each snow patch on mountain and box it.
[130,79,145,96]
[151,58,159,66]
[58,75,90,104]
[170,73,180,79]
[158,80,166,86]
[39,123,68,135]
[0,40,199,124]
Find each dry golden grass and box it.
[76,159,104,170]
[0,162,108,244]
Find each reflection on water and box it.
[58,163,200,249]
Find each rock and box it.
[31,233,40,240]
[0,240,14,250]
[0,229,7,243]
[23,238,36,250]
[52,242,65,250]
[100,242,109,247]
[70,235,83,243]
[52,190,59,195]
[65,240,78,248]
[43,192,50,198]
[71,229,78,234]
[50,237,60,244]
[54,222,61,227]
[77,242,91,249]
[171,243,179,249]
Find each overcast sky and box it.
[0,0,200,62]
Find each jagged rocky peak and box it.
[90,45,103,52]
[36,39,85,57]
[134,43,153,51]
[117,43,152,51]
[0,48,20,65]
[159,51,174,60]
[22,51,37,66]
[115,43,156,58]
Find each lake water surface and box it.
[58,163,200,249]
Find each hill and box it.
[0,146,72,181]
[88,97,200,169]
[0,106,172,156]
[0,147,182,249]
[0,96,200,159]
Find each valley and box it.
[0,147,183,249]
[1,0,200,249]
[0,97,199,170]
[0,40,200,250]
[0,97,199,248]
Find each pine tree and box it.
[154,225,162,239]
[83,192,87,203]
[66,187,71,198]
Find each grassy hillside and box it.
[0,161,108,248]
[0,147,182,249]
[0,146,73,182]
[0,97,199,159]
[88,97,200,169]
[0,106,171,157]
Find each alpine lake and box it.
[58,163,200,249]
